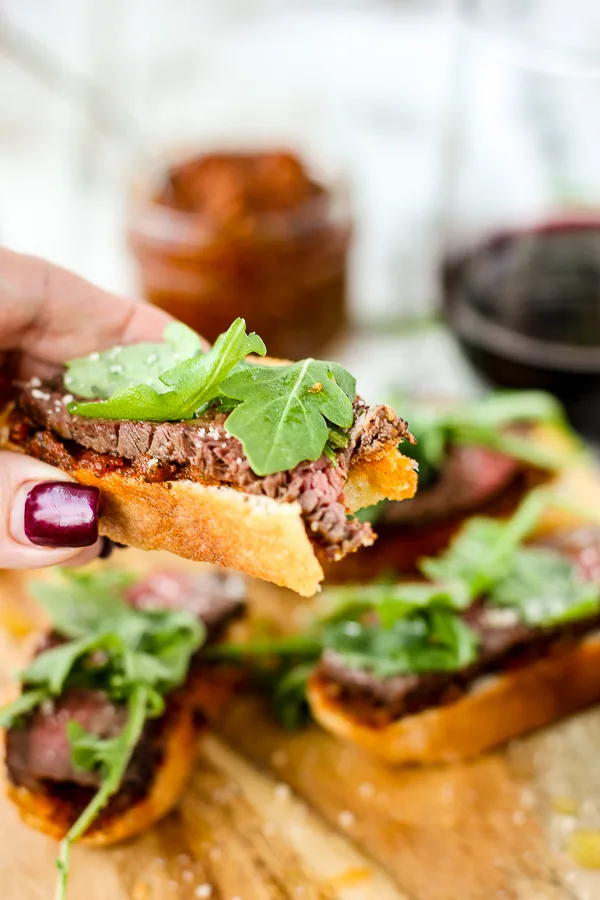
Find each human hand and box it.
[0,248,173,569]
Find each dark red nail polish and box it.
[24,482,100,548]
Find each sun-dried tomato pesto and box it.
[128,150,351,360]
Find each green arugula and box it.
[55,685,148,900]
[271,662,315,731]
[220,359,355,476]
[489,548,600,626]
[0,569,205,900]
[65,323,203,398]
[322,609,478,678]
[317,579,471,628]
[392,390,572,490]
[29,569,138,639]
[68,318,266,422]
[65,319,360,477]
[419,488,600,627]
[419,488,553,600]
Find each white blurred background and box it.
[0,1,453,320]
[8,0,597,399]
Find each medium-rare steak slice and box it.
[12,379,412,561]
[5,568,245,795]
[380,444,522,527]
[315,529,600,727]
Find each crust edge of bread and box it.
[4,694,197,846]
[307,424,600,762]
[307,634,600,764]
[0,404,417,597]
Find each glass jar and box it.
[127,148,352,361]
[441,0,600,438]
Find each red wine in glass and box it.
[442,219,600,439]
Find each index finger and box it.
[0,247,175,363]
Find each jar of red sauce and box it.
[127,149,352,360]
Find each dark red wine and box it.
[443,220,600,438]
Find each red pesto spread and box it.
[128,150,352,360]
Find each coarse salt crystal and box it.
[89,352,100,361]
[145,354,158,365]
[482,607,521,629]
[337,810,355,829]
[274,783,291,801]
[110,365,124,375]
[62,394,74,405]
[195,885,213,898]
[30,376,41,387]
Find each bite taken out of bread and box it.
[1,318,418,595]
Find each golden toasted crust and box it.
[0,404,417,597]
[6,695,197,846]
[79,470,326,598]
[344,440,417,513]
[307,635,600,764]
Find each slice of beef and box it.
[6,689,127,791]
[380,444,522,527]
[316,528,600,726]
[15,380,411,559]
[6,567,246,793]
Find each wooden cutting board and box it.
[2,558,600,900]
[2,428,600,900]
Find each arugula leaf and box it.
[272,662,315,731]
[55,685,149,900]
[419,488,552,600]
[489,548,600,626]
[221,358,355,476]
[318,580,471,629]
[64,323,203,399]
[69,319,266,422]
[393,390,571,488]
[0,689,50,729]
[22,634,119,696]
[322,609,478,678]
[30,569,137,639]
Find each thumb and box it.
[0,451,104,569]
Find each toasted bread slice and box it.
[307,633,600,765]
[0,405,417,597]
[5,691,196,846]
[308,438,600,763]
[4,663,242,847]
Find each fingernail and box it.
[98,536,114,559]
[24,482,100,548]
